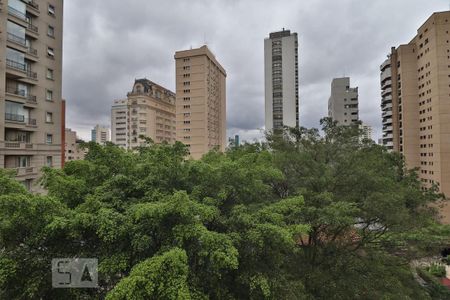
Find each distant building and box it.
[91,125,110,145]
[111,79,176,149]
[265,29,299,131]
[380,11,450,222]
[328,77,359,125]
[175,45,227,159]
[359,124,373,141]
[111,99,128,148]
[64,129,85,162]
[228,135,240,147]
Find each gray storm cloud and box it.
[63,0,446,142]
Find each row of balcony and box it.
[5,113,36,125]
[8,6,39,33]
[7,32,38,56]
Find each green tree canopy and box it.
[0,120,449,299]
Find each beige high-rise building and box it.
[380,11,450,222]
[111,79,176,149]
[174,45,227,159]
[64,128,85,162]
[0,0,64,191]
[91,124,110,145]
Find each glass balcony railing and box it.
[8,6,27,21]
[5,113,25,122]
[7,32,26,46]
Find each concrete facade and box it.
[175,45,227,159]
[381,11,450,223]
[0,0,64,192]
[111,79,176,149]
[328,77,359,125]
[264,29,299,131]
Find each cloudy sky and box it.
[63,0,447,142]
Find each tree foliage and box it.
[1,120,449,299]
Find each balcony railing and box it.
[27,118,37,126]
[5,87,37,103]
[27,47,37,56]
[27,69,37,80]
[27,22,38,33]
[26,0,39,10]
[6,59,26,72]
[8,6,26,21]
[7,32,26,46]
[4,142,33,149]
[5,113,25,122]
[16,167,36,176]
[5,113,36,126]
[6,59,37,80]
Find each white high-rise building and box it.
[328,77,359,125]
[91,124,110,145]
[264,29,299,131]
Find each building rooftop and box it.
[269,29,294,39]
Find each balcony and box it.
[25,1,39,16]
[381,87,392,97]
[5,113,36,126]
[6,59,26,72]
[4,142,34,150]
[7,32,26,47]
[27,22,38,34]
[6,87,37,104]
[382,110,393,118]
[5,113,25,123]
[27,46,37,57]
[16,167,37,177]
[6,59,38,80]
[8,6,27,21]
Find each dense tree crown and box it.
[1,119,450,299]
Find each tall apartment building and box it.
[328,77,359,125]
[91,124,109,145]
[64,128,85,162]
[0,0,64,191]
[175,45,227,159]
[111,99,128,148]
[264,29,299,131]
[110,79,176,149]
[380,11,450,222]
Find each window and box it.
[46,134,53,144]
[48,4,55,16]
[17,156,30,168]
[46,90,53,101]
[46,68,54,80]
[47,25,55,37]
[47,47,55,58]
[46,112,53,123]
[46,156,53,167]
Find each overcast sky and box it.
[63,0,447,142]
